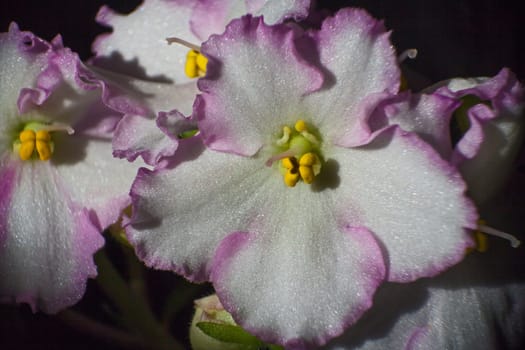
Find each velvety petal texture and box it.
[328,128,475,282]
[87,66,198,166]
[93,0,196,83]
[324,245,525,350]
[198,15,323,155]
[303,8,401,147]
[128,136,268,281]
[368,92,459,159]
[0,24,139,312]
[0,161,102,313]
[0,23,54,155]
[212,228,384,348]
[431,69,525,204]
[128,9,478,348]
[93,0,311,83]
[191,0,311,40]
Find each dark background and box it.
[1,0,523,82]
[0,1,524,349]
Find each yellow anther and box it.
[295,119,307,133]
[299,152,321,176]
[19,129,36,142]
[299,165,315,184]
[185,50,198,78]
[18,130,35,160]
[35,130,52,161]
[36,130,51,142]
[196,52,208,73]
[284,169,300,187]
[185,49,207,78]
[36,141,51,160]
[16,129,54,161]
[281,157,296,170]
[299,152,316,166]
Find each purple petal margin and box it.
[0,160,18,247]
[210,226,386,349]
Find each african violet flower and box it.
[369,69,524,206]
[127,10,477,348]
[92,0,311,83]
[324,160,525,349]
[0,24,139,313]
[324,243,525,349]
[431,69,524,204]
[92,0,311,167]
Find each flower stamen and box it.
[185,49,208,78]
[275,126,291,146]
[166,37,208,78]
[295,119,319,145]
[267,120,323,187]
[13,122,74,161]
[478,223,521,248]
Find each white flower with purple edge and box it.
[126,9,478,348]
[92,0,311,83]
[325,241,525,349]
[0,24,140,313]
[93,0,311,167]
[369,68,524,205]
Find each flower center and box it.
[266,120,323,187]
[12,122,74,161]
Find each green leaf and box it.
[196,322,263,346]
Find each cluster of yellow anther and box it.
[282,152,321,187]
[185,49,208,78]
[17,129,53,161]
[275,120,322,187]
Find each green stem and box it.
[95,250,184,350]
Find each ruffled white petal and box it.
[324,248,525,350]
[113,111,194,166]
[459,109,525,204]
[93,0,196,83]
[197,16,323,156]
[427,69,525,204]
[52,134,140,230]
[303,9,400,147]
[127,137,273,281]
[0,161,103,313]
[251,0,310,24]
[327,127,476,282]
[0,23,53,154]
[211,221,384,348]
[369,93,457,159]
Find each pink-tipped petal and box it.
[303,8,401,147]
[197,15,324,156]
[92,0,197,83]
[0,162,103,313]
[432,69,525,204]
[190,0,311,41]
[328,127,477,282]
[368,92,459,159]
[52,134,140,230]
[211,226,384,348]
[127,136,271,282]
[251,0,311,24]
